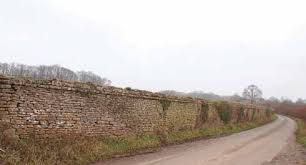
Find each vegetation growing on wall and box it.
[78,91,94,97]
[201,103,209,122]
[237,107,245,122]
[196,102,209,128]
[214,101,232,124]
[160,99,171,111]
[159,99,171,118]
[0,75,275,165]
[157,99,172,142]
[265,108,273,118]
[251,109,256,120]
[125,87,132,91]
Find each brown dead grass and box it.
[0,117,275,165]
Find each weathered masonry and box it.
[0,75,271,139]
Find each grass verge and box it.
[163,117,275,145]
[296,119,306,148]
[0,118,275,165]
[0,135,161,165]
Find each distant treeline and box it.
[0,63,111,86]
[267,99,306,120]
[160,90,247,102]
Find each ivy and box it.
[265,108,273,117]
[251,109,256,120]
[159,100,171,118]
[237,107,244,122]
[200,103,209,123]
[195,102,209,128]
[214,101,232,124]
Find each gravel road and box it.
[97,115,295,165]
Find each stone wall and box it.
[0,75,270,139]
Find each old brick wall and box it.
[0,75,270,139]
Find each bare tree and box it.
[242,85,262,104]
[0,63,10,74]
[77,71,111,85]
[296,98,306,105]
[0,63,111,86]
[268,96,279,102]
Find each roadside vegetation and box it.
[270,100,306,164]
[0,135,160,165]
[272,100,306,148]
[0,72,279,165]
[296,119,306,148]
[162,118,274,145]
[0,118,274,165]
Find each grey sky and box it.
[1,0,306,100]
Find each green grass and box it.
[296,119,306,148]
[0,118,275,165]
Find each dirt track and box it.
[97,115,296,165]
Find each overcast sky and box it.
[1,0,306,100]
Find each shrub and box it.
[196,103,210,128]
[265,108,273,117]
[214,101,232,124]
[251,109,256,120]
[237,107,244,122]
[200,103,209,122]
[125,87,132,91]
[159,100,171,118]
[159,100,171,111]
